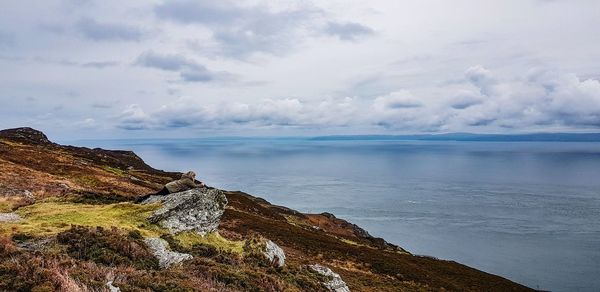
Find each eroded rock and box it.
[264,240,286,267]
[309,264,350,292]
[143,188,228,235]
[144,237,192,269]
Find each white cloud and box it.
[116,67,600,133]
[117,96,362,130]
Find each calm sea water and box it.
[68,138,600,292]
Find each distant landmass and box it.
[311,133,600,142]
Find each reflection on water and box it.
[67,138,600,292]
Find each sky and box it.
[1,0,600,139]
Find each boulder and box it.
[243,236,286,267]
[143,188,228,235]
[144,237,192,269]
[264,240,286,267]
[309,264,350,292]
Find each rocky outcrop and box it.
[0,127,52,145]
[143,188,228,235]
[144,237,192,269]
[264,240,286,267]
[309,264,350,292]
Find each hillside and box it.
[0,127,533,291]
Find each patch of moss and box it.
[69,191,131,205]
[11,201,162,236]
[0,201,11,213]
[74,175,101,187]
[101,165,126,177]
[0,197,29,212]
[173,231,245,255]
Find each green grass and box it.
[0,202,12,213]
[74,175,102,187]
[101,165,126,177]
[8,201,162,237]
[174,231,245,254]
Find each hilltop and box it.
[0,127,533,291]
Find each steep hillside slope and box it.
[0,127,533,291]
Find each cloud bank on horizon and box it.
[1,0,599,139]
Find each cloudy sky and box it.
[1,0,600,139]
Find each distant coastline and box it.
[310,133,600,142]
[61,132,600,145]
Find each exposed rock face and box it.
[143,188,228,235]
[0,127,52,145]
[144,237,193,269]
[0,213,21,222]
[309,264,350,292]
[264,240,286,267]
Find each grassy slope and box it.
[0,128,534,291]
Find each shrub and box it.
[56,225,158,270]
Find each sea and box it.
[66,138,600,292]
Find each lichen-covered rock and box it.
[144,237,192,269]
[264,240,286,267]
[143,188,228,235]
[309,264,350,292]
[243,236,286,267]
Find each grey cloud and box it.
[324,22,374,41]
[92,102,113,109]
[29,56,119,69]
[134,51,232,83]
[116,104,151,130]
[388,100,421,109]
[465,65,497,96]
[82,61,119,68]
[154,1,241,24]
[76,18,142,41]
[449,92,483,109]
[154,0,319,58]
[0,31,15,48]
[135,51,194,71]
[468,118,496,127]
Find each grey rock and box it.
[23,190,34,199]
[144,237,192,269]
[0,212,21,222]
[106,280,120,292]
[143,188,228,235]
[309,264,350,292]
[264,240,286,267]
